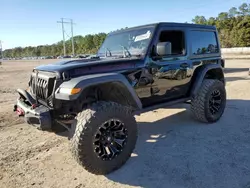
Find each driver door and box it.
[141,27,192,106]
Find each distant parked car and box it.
[86,54,99,59]
[77,54,89,58]
[63,55,71,59]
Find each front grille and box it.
[30,71,56,106]
[34,77,47,99]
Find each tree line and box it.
[3,33,107,58]
[3,2,250,58]
[192,2,250,47]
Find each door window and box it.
[158,30,186,56]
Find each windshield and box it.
[97,26,155,58]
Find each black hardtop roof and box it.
[158,22,216,29]
[109,22,216,34]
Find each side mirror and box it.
[156,42,172,56]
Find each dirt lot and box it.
[0,59,250,188]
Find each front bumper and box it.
[13,89,52,130]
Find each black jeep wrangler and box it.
[14,22,226,175]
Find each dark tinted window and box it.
[191,31,218,55]
[158,30,185,55]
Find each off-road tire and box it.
[69,101,137,175]
[191,79,226,123]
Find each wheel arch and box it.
[189,64,225,97]
[79,81,141,110]
[55,73,142,112]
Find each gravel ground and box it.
[0,59,250,188]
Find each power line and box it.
[57,18,76,57]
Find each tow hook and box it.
[13,105,25,117]
[31,103,37,109]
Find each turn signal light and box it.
[59,88,81,95]
[71,88,81,94]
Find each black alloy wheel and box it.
[209,89,222,115]
[93,119,128,161]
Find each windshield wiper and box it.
[105,48,112,57]
[119,45,132,58]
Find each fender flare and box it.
[55,73,142,109]
[190,64,225,97]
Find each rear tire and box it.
[70,101,137,175]
[191,79,226,123]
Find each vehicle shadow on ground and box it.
[106,99,250,188]
[226,76,250,82]
[224,67,249,82]
[224,67,249,74]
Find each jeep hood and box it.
[34,57,143,77]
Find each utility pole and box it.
[71,19,75,57]
[57,18,66,56]
[57,18,75,57]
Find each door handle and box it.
[180,63,188,68]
